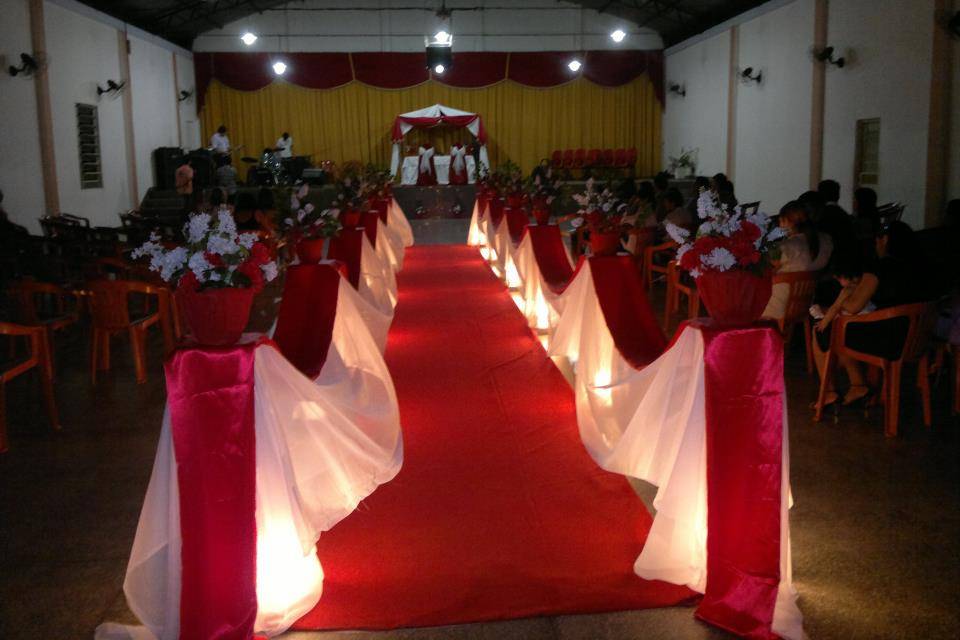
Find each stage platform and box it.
[392,185,476,220]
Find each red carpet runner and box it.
[293,245,693,631]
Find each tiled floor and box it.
[1,220,957,639]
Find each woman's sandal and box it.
[842,385,871,407]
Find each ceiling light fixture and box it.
[434,64,445,74]
[241,32,258,46]
[272,61,287,76]
[434,30,452,45]
[568,59,582,72]
[610,29,626,43]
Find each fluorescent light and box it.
[240,32,258,46]
[610,29,626,43]
[434,64,445,74]
[272,61,287,75]
[434,30,451,45]
[568,59,582,72]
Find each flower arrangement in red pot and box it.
[526,174,562,225]
[571,178,626,256]
[280,185,343,264]
[331,173,368,228]
[132,210,280,345]
[665,190,785,325]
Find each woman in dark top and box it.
[812,221,920,407]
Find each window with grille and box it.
[854,118,879,188]
[76,103,102,189]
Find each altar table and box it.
[401,154,476,185]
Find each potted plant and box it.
[668,147,698,179]
[281,185,343,264]
[571,179,625,256]
[665,190,784,325]
[526,174,562,225]
[132,211,279,345]
[332,176,366,227]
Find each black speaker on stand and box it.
[153,147,184,190]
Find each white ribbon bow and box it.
[418,146,435,175]
[451,145,466,174]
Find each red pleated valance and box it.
[193,50,663,109]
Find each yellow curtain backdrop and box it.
[200,76,661,175]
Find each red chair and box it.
[1,322,60,453]
[643,240,677,290]
[770,271,818,373]
[572,149,586,169]
[601,149,615,167]
[85,280,174,384]
[9,281,80,375]
[664,260,700,326]
[626,147,638,166]
[586,149,601,167]
[613,148,628,167]
[561,149,575,169]
[550,150,563,168]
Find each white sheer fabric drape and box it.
[96,277,403,640]
[548,263,804,640]
[357,232,398,320]
[512,232,573,332]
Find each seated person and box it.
[215,155,238,197]
[762,201,833,320]
[0,188,29,238]
[811,221,923,408]
[685,176,710,219]
[661,188,693,229]
[621,181,657,255]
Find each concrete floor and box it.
[1,218,957,639]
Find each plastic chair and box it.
[815,302,936,437]
[664,260,699,326]
[561,149,575,169]
[0,322,60,453]
[85,279,174,384]
[9,281,80,376]
[550,150,563,168]
[572,149,586,169]
[601,149,615,167]
[586,149,601,167]
[643,240,677,291]
[771,271,818,373]
[613,148,628,167]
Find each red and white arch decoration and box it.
[389,104,490,178]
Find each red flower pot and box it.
[532,206,551,225]
[507,193,524,208]
[341,209,362,228]
[176,286,255,346]
[296,237,325,264]
[697,270,773,326]
[590,231,622,256]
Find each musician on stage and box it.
[210,125,231,157]
[275,132,293,159]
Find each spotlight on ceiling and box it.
[272,61,287,76]
[241,32,258,46]
[433,30,452,45]
[568,59,582,72]
[7,52,39,77]
[610,29,626,43]
[434,64,445,74]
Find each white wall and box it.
[663,0,953,228]
[822,0,934,228]
[129,34,180,205]
[0,0,45,233]
[175,53,202,150]
[45,0,132,226]
[662,30,730,180]
[193,0,662,52]
[0,0,194,232]
[735,0,814,212]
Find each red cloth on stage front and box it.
[528,225,574,294]
[165,343,260,640]
[696,323,784,639]
[328,228,364,289]
[589,256,667,369]
[504,207,529,245]
[273,264,342,380]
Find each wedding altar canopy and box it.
[389,104,490,178]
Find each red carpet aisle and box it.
[293,245,693,630]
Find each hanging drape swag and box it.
[193,50,665,110]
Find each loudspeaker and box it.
[425,45,452,70]
[153,146,184,190]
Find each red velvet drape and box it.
[194,50,663,110]
[527,225,575,294]
[273,264,342,380]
